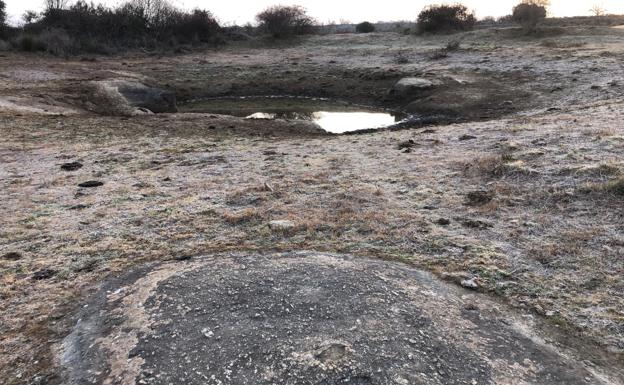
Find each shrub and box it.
[38,28,77,55]
[26,0,221,52]
[446,40,461,50]
[355,21,375,33]
[512,3,547,31]
[16,34,47,51]
[417,4,476,33]
[0,0,6,28]
[256,5,315,38]
[170,9,220,42]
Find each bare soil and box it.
[0,25,623,384]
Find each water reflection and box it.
[245,111,400,133]
[179,97,406,133]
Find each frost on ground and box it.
[0,26,623,384]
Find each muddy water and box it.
[178,96,407,133]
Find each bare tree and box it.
[521,0,550,8]
[43,0,69,11]
[590,5,606,16]
[0,0,6,28]
[126,0,173,22]
[22,10,40,24]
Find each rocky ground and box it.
[61,253,615,385]
[0,25,623,384]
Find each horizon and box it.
[5,0,624,25]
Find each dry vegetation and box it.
[1,20,624,385]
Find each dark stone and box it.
[436,218,451,226]
[397,139,416,150]
[458,218,493,229]
[465,190,494,206]
[3,252,22,261]
[61,162,83,171]
[459,135,477,141]
[33,269,57,280]
[78,181,104,188]
[69,204,90,210]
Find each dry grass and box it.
[1,26,624,384]
[222,208,263,225]
[462,153,536,178]
[605,177,624,195]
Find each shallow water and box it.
[179,97,406,133]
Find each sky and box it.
[5,0,624,25]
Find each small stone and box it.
[201,328,214,338]
[391,77,435,96]
[33,269,57,280]
[61,162,83,171]
[436,218,450,226]
[459,134,477,141]
[69,204,90,210]
[3,252,22,260]
[268,220,295,231]
[78,181,104,188]
[461,277,479,290]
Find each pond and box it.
[178,96,407,134]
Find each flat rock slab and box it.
[61,253,609,385]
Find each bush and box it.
[38,28,77,55]
[512,3,547,31]
[15,34,47,51]
[15,0,222,53]
[170,9,220,42]
[0,0,6,26]
[256,5,315,38]
[355,21,375,33]
[0,0,6,37]
[446,40,460,50]
[417,4,476,33]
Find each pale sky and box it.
[5,0,624,25]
